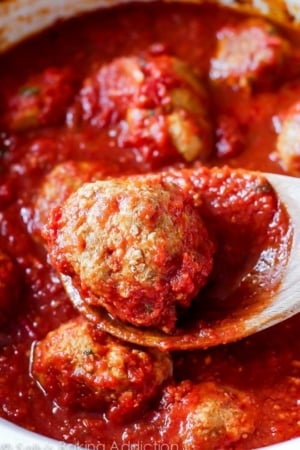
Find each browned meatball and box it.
[0,250,20,326]
[3,67,76,131]
[31,316,172,422]
[78,55,212,163]
[210,19,290,89]
[276,103,300,175]
[33,161,109,237]
[159,381,257,449]
[44,177,215,333]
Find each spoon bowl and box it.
[61,172,300,350]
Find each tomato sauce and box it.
[0,3,300,449]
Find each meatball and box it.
[210,19,290,89]
[159,381,257,449]
[4,67,75,131]
[0,250,20,326]
[78,55,212,162]
[33,161,109,237]
[276,103,300,175]
[44,177,215,333]
[31,316,172,422]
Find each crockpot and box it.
[0,1,300,448]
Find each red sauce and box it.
[0,3,299,449]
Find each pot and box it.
[1,0,300,53]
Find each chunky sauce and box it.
[0,3,300,449]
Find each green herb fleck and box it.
[144,303,153,313]
[83,348,94,356]
[19,85,40,97]
[255,183,272,194]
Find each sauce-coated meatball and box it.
[3,67,75,131]
[32,316,172,422]
[78,55,212,162]
[159,381,257,449]
[0,250,20,326]
[276,104,300,175]
[210,19,290,89]
[44,177,215,333]
[33,161,108,237]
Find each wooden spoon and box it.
[61,173,300,351]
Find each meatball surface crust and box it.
[32,316,172,422]
[0,250,20,326]
[3,67,76,132]
[78,55,212,162]
[33,160,111,237]
[210,19,290,89]
[159,381,257,449]
[276,103,300,175]
[45,177,214,333]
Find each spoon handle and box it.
[245,173,300,331]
